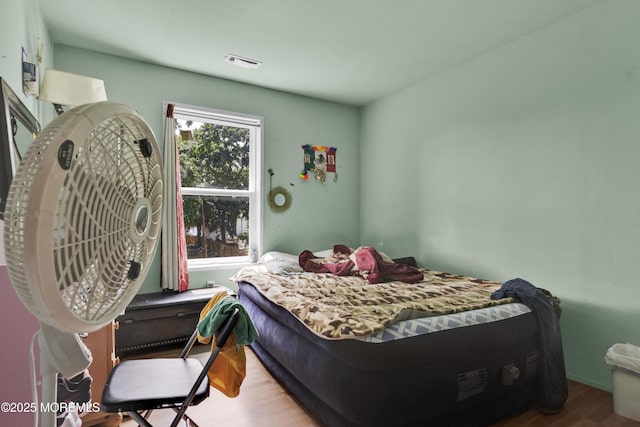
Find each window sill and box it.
[187,259,254,272]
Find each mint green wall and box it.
[0,0,55,125]
[5,0,634,400]
[361,0,640,391]
[54,45,361,293]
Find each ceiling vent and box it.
[224,54,262,69]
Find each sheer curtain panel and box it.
[162,103,189,291]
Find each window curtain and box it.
[161,103,189,292]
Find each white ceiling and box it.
[38,0,601,106]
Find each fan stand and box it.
[38,322,92,426]
[3,101,163,427]
[40,353,58,427]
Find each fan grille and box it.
[4,103,162,332]
[4,118,67,316]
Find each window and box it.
[172,103,263,269]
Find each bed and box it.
[234,248,565,427]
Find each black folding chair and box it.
[101,307,241,427]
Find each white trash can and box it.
[605,343,640,422]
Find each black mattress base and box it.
[250,340,350,427]
[239,282,542,427]
[252,339,532,427]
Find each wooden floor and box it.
[120,347,639,427]
[494,380,640,427]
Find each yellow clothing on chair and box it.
[197,292,247,398]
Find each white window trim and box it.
[167,101,263,269]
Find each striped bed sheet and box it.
[359,302,531,342]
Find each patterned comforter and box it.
[232,264,514,340]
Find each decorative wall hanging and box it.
[300,145,337,183]
[268,168,291,213]
[22,47,38,96]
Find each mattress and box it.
[232,262,518,340]
[359,302,531,343]
[237,274,542,427]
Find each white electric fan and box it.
[3,102,163,426]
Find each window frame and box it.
[168,102,263,270]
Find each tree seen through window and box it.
[178,120,251,259]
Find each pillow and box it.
[260,251,298,264]
[264,260,304,275]
[259,251,303,275]
[312,249,333,258]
